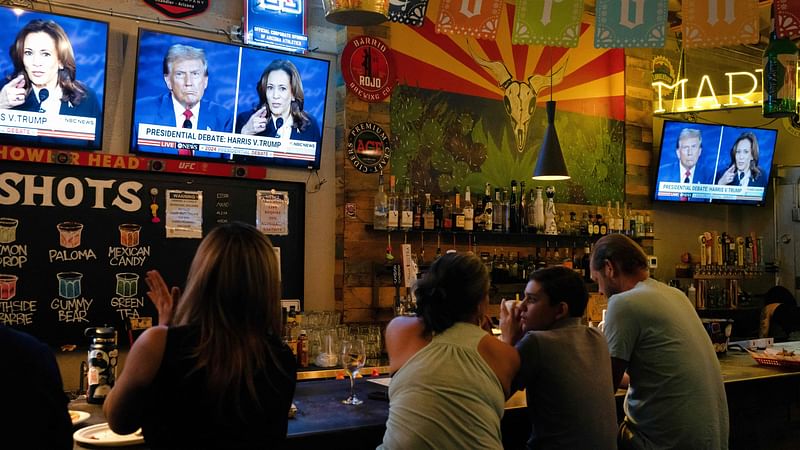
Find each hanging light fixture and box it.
[532,63,569,181]
[322,0,389,26]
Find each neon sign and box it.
[652,70,766,113]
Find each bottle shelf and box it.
[364,225,651,244]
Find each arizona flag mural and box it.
[388,1,625,205]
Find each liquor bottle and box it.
[443,194,453,230]
[433,197,443,230]
[645,213,654,238]
[387,175,399,231]
[582,242,592,282]
[615,201,622,236]
[423,193,435,231]
[483,183,493,232]
[400,180,413,231]
[622,202,630,236]
[598,213,607,236]
[502,189,511,233]
[463,186,474,232]
[606,201,615,234]
[453,190,465,230]
[508,180,518,233]
[544,187,557,235]
[627,203,636,236]
[373,172,388,231]
[493,188,504,232]
[580,210,589,236]
[533,187,545,233]
[592,211,600,236]
[473,186,485,232]
[412,191,423,230]
[762,31,798,118]
[518,181,527,233]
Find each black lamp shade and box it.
[532,101,570,180]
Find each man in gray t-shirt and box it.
[590,234,729,450]
[501,266,617,450]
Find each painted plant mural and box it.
[388,6,626,205]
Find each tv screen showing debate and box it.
[654,120,777,206]
[0,6,108,151]
[130,29,330,169]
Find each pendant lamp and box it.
[532,67,569,181]
[323,0,389,26]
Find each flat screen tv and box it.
[0,6,108,150]
[130,29,330,169]
[653,120,777,206]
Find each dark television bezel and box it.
[129,28,330,170]
[0,5,109,152]
[653,119,777,207]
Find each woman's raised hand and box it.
[144,270,180,327]
[717,165,736,185]
[240,105,268,135]
[0,74,27,110]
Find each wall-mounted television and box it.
[654,120,777,206]
[130,29,330,170]
[0,6,108,150]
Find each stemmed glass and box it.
[340,339,366,405]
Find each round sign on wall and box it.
[347,122,391,173]
[341,36,396,103]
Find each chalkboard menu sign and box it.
[0,160,304,346]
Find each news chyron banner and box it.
[656,182,765,203]
[0,110,96,141]
[244,0,308,54]
[137,124,317,164]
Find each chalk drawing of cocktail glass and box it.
[0,274,17,300]
[57,272,83,299]
[118,224,141,247]
[115,273,139,297]
[57,222,84,248]
[0,218,18,244]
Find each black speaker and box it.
[148,160,164,172]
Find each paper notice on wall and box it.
[256,190,289,235]
[165,190,203,238]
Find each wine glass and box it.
[340,339,366,405]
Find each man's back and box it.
[604,278,729,449]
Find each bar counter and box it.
[71,352,800,449]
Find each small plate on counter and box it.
[69,410,91,426]
[73,423,144,446]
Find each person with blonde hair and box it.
[105,222,296,448]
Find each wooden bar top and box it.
[71,352,800,449]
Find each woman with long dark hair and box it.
[0,19,101,146]
[379,252,519,449]
[236,59,320,146]
[104,222,296,448]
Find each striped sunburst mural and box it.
[387,3,626,205]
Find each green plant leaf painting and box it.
[389,84,624,205]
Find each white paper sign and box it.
[165,190,203,238]
[256,190,289,235]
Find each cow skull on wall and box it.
[468,44,568,153]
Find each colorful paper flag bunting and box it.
[389,0,430,27]
[595,0,668,48]
[435,0,504,40]
[682,0,759,48]
[512,0,583,47]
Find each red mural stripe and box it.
[400,19,503,89]
[532,46,571,77]
[394,53,500,100]
[552,49,625,94]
